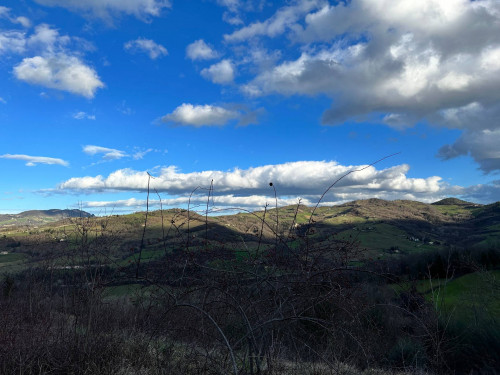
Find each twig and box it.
[136,172,151,278]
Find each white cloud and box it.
[82,195,307,211]
[2,24,102,98]
[216,0,270,25]
[133,149,153,160]
[83,145,127,160]
[124,38,167,59]
[186,39,218,60]
[73,111,96,120]
[162,103,240,127]
[0,6,31,28]
[0,31,27,55]
[27,24,68,51]
[33,0,171,22]
[21,24,89,56]
[79,178,500,212]
[0,97,6,104]
[1,24,89,57]
[56,161,444,203]
[14,16,31,28]
[235,0,500,171]
[201,59,235,84]
[57,160,500,210]
[224,0,324,42]
[0,154,69,167]
[14,54,104,98]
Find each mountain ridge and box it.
[0,209,94,227]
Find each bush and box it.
[388,338,428,370]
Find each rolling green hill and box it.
[0,198,498,374]
[0,198,498,272]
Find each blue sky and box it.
[1,0,499,215]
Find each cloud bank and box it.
[57,160,500,212]
[57,161,443,200]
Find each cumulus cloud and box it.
[83,145,127,161]
[14,54,104,98]
[186,39,218,60]
[79,178,500,212]
[124,38,167,59]
[33,0,171,22]
[162,103,240,127]
[0,154,69,167]
[73,111,96,120]
[201,59,235,84]
[234,0,500,171]
[2,45,97,131]
[56,160,500,211]
[4,24,103,97]
[56,161,444,204]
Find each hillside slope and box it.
[0,209,94,228]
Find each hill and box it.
[432,197,477,206]
[0,198,498,374]
[0,209,94,228]
[1,199,499,263]
[209,198,498,254]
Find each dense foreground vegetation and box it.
[0,199,499,374]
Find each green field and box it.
[338,223,439,255]
[395,271,500,323]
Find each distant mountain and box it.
[0,209,94,228]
